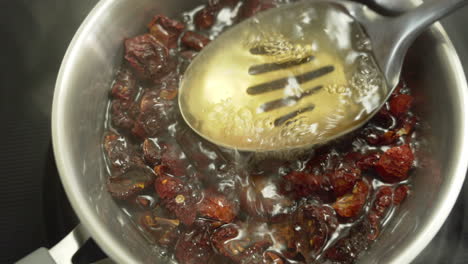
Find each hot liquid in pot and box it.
[102,1,420,263]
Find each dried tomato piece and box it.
[211,224,240,258]
[212,223,272,263]
[239,241,273,264]
[332,181,369,218]
[389,94,414,117]
[147,15,185,49]
[176,129,227,176]
[154,167,198,225]
[154,169,184,199]
[157,68,181,88]
[131,90,176,138]
[325,222,370,263]
[142,139,163,167]
[111,100,135,131]
[160,143,189,177]
[111,67,137,101]
[282,171,326,198]
[264,251,285,264]
[107,167,155,200]
[356,153,380,171]
[394,185,410,205]
[396,115,418,140]
[140,212,180,247]
[375,144,414,183]
[175,219,217,264]
[182,31,211,51]
[104,132,133,171]
[327,166,361,197]
[292,204,338,258]
[194,6,217,29]
[198,191,237,222]
[367,186,393,240]
[124,34,169,80]
[373,187,393,215]
[241,174,293,220]
[180,50,198,60]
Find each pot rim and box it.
[52,0,468,263]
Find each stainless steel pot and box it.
[21,0,468,263]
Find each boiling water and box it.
[179,2,387,151]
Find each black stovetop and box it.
[1,0,467,263]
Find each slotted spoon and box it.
[179,0,468,152]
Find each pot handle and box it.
[16,223,90,264]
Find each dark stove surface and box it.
[0,0,467,263]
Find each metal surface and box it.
[16,224,90,264]
[355,0,468,89]
[51,1,468,264]
[49,224,91,264]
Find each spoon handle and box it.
[399,0,468,38]
[369,0,468,88]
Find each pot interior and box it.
[53,0,467,263]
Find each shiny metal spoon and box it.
[179,0,468,152]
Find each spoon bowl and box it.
[179,0,468,152]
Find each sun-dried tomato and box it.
[140,212,180,247]
[182,31,211,51]
[154,168,184,199]
[264,251,285,264]
[175,219,217,264]
[211,224,242,259]
[111,67,137,101]
[327,166,361,197]
[396,115,418,141]
[160,143,189,177]
[367,186,394,240]
[389,94,414,117]
[124,34,169,80]
[394,185,410,205]
[176,129,227,176]
[107,167,155,199]
[240,174,293,220]
[283,171,326,198]
[154,167,198,225]
[103,132,134,171]
[375,144,414,183]
[142,139,163,167]
[332,181,369,218]
[356,153,380,171]
[198,191,237,222]
[212,223,273,263]
[147,15,185,49]
[325,222,370,263]
[110,100,135,131]
[194,6,217,29]
[293,204,338,258]
[131,90,176,139]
